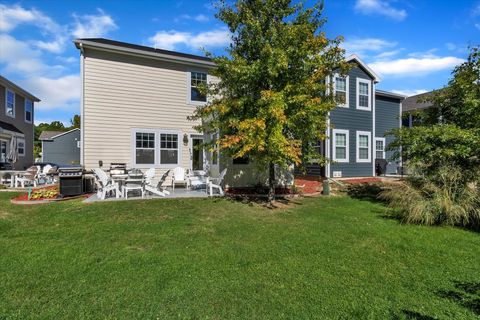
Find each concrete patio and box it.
[83,187,210,203]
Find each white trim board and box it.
[356,131,371,163]
[332,129,349,163]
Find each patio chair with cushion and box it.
[93,168,121,200]
[16,166,39,188]
[207,168,227,196]
[143,168,170,197]
[172,167,190,190]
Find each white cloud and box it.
[391,89,428,97]
[176,14,209,22]
[354,0,407,21]
[472,3,480,16]
[21,75,80,111]
[476,23,480,30]
[72,9,117,38]
[0,4,61,33]
[343,38,397,56]
[0,34,64,75]
[368,56,464,76]
[149,28,230,51]
[374,49,402,59]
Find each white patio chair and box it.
[93,168,121,200]
[16,166,39,188]
[172,167,190,190]
[143,168,170,197]
[207,168,227,196]
[37,164,53,184]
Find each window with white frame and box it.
[17,138,25,157]
[356,79,371,110]
[334,75,349,107]
[190,71,207,103]
[6,89,15,118]
[332,129,349,162]
[375,138,385,159]
[160,133,179,164]
[356,131,371,162]
[25,99,32,123]
[135,132,155,164]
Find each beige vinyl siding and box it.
[83,49,203,175]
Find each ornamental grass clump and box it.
[381,166,480,228]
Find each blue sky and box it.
[0,0,478,125]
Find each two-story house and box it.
[0,76,39,170]
[75,38,403,187]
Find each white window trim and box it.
[131,129,182,168]
[187,70,208,106]
[17,138,25,157]
[5,88,15,118]
[356,131,371,163]
[375,137,386,159]
[332,129,349,163]
[356,78,371,111]
[24,99,32,123]
[333,74,349,108]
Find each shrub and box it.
[381,166,480,228]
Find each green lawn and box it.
[0,193,478,319]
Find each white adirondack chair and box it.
[207,169,227,196]
[93,168,120,200]
[143,168,170,197]
[172,167,189,190]
[16,166,39,188]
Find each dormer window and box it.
[190,71,207,103]
[334,75,349,108]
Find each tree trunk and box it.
[268,162,275,203]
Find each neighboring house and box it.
[39,128,81,166]
[0,75,40,170]
[74,38,404,186]
[402,91,435,127]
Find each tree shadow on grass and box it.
[344,183,387,204]
[398,310,437,320]
[225,193,303,209]
[436,281,480,316]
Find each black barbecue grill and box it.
[58,166,84,197]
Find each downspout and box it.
[79,43,85,167]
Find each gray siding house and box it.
[0,76,39,170]
[75,39,404,186]
[39,129,81,166]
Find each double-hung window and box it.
[356,131,371,163]
[133,130,181,167]
[135,132,155,165]
[334,75,349,107]
[17,138,25,157]
[375,138,385,159]
[332,129,349,163]
[6,89,15,118]
[190,71,207,103]
[25,99,33,123]
[356,79,371,111]
[160,133,178,164]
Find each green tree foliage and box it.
[190,0,348,199]
[70,115,81,129]
[33,116,80,159]
[384,46,480,228]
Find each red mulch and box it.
[226,187,292,195]
[343,177,382,184]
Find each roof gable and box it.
[346,54,381,83]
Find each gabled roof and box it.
[375,89,406,100]
[346,54,381,83]
[0,75,40,102]
[39,130,66,141]
[0,121,23,134]
[74,38,215,67]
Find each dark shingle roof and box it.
[75,38,213,63]
[0,121,23,134]
[403,91,435,112]
[39,131,66,141]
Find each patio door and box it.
[191,137,204,171]
[0,140,8,163]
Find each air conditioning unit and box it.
[332,171,342,178]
